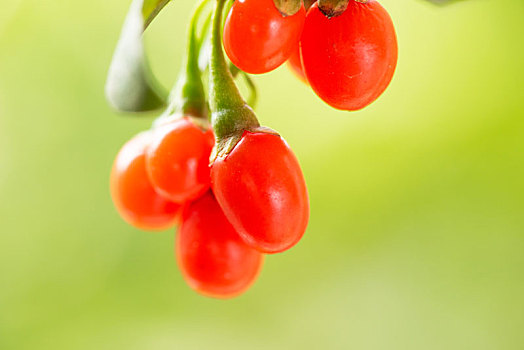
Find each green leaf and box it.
[142,0,171,28]
[105,0,171,113]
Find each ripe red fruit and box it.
[146,117,214,203]
[110,132,181,230]
[301,0,398,111]
[223,0,306,74]
[177,191,264,298]
[211,131,309,254]
[287,42,307,83]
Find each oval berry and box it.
[211,131,309,254]
[301,0,398,110]
[177,191,264,298]
[223,0,306,74]
[110,132,181,230]
[146,117,214,203]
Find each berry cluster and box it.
[224,0,397,110]
[110,0,309,298]
[110,125,268,298]
[107,0,397,298]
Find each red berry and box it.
[287,41,307,83]
[110,132,181,230]
[223,0,306,74]
[146,117,215,203]
[301,0,398,110]
[177,191,264,298]
[211,131,309,254]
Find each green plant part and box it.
[228,64,258,109]
[105,0,172,113]
[158,0,210,123]
[208,0,277,159]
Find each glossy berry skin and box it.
[287,42,307,83]
[146,117,214,203]
[177,191,263,298]
[223,0,306,74]
[301,0,398,111]
[110,132,181,230]
[211,131,309,254]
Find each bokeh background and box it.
[1,0,523,348]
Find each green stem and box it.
[197,10,212,53]
[164,0,209,119]
[242,72,258,108]
[209,0,259,141]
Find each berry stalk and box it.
[209,0,260,146]
[163,0,209,120]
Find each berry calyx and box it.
[209,0,262,157]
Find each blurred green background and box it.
[1,0,523,349]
